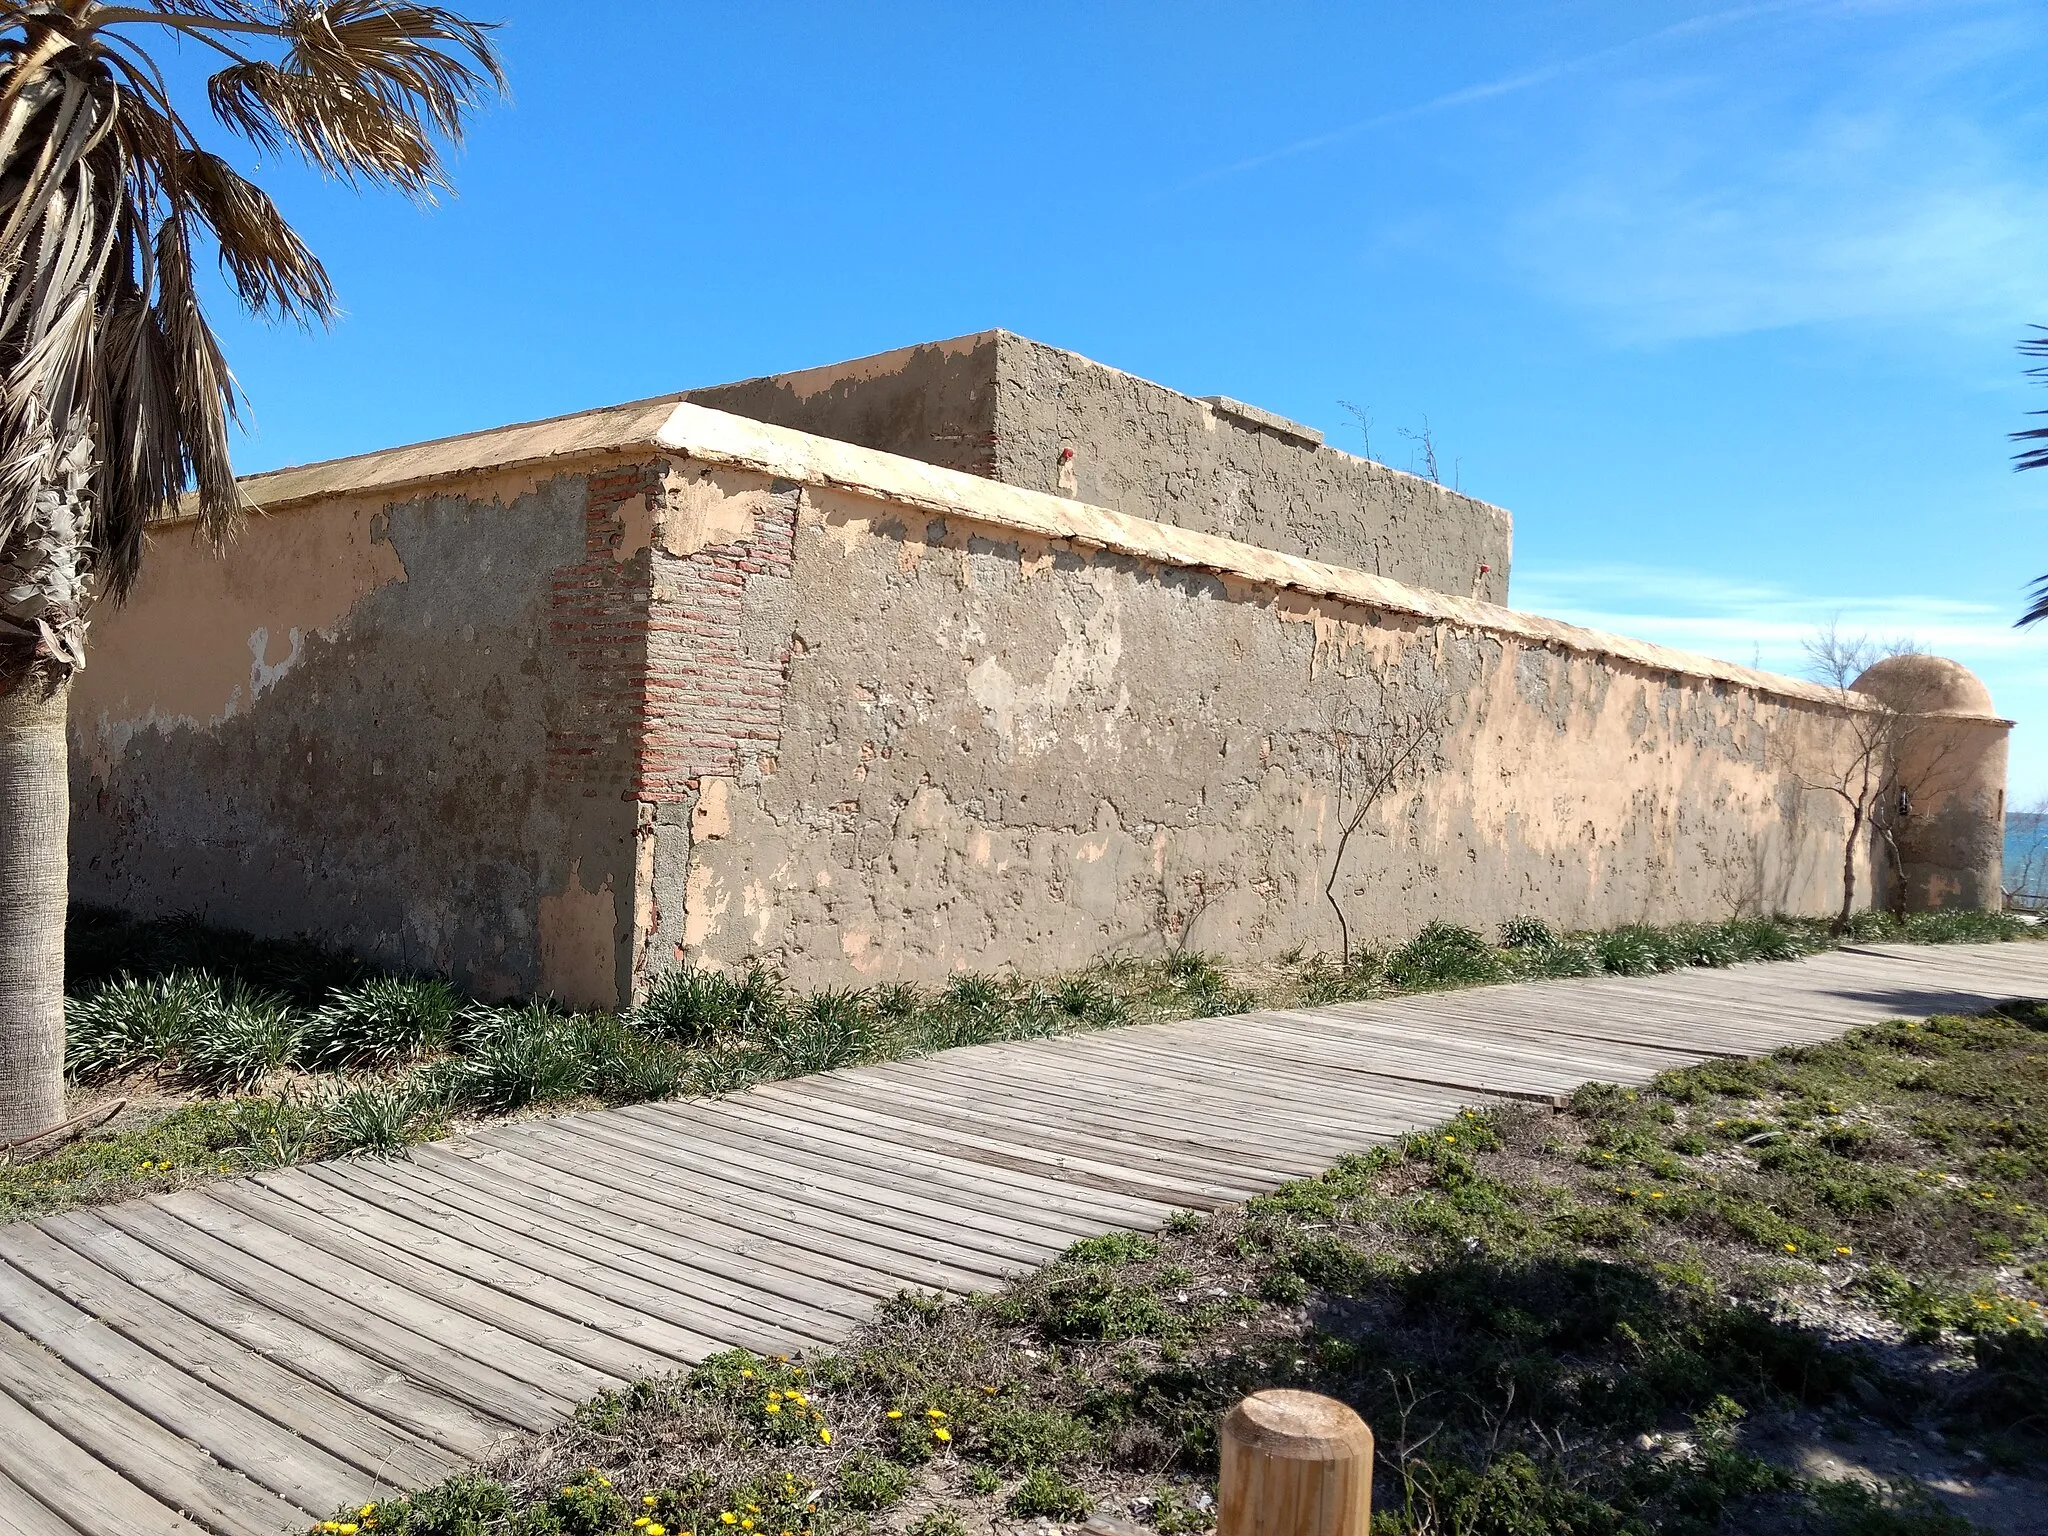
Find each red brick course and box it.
[547,459,797,807]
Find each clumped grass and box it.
[27,905,2041,1225]
[299,979,460,1071]
[1384,922,1504,989]
[348,1007,2048,1536]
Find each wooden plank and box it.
[640,1101,1131,1239]
[92,1201,563,1432]
[0,1223,455,1491]
[980,1031,1484,1127]
[0,1472,81,1536]
[0,1385,200,1536]
[701,1094,1181,1226]
[38,1211,506,1458]
[310,1160,828,1354]
[397,1145,869,1332]
[0,1321,310,1536]
[795,1070,1295,1189]
[247,1169,722,1366]
[874,1054,1385,1166]
[542,1114,1062,1269]
[607,1104,1091,1248]
[183,1183,640,1396]
[0,1257,374,1515]
[756,1080,1263,1208]
[499,1120,1021,1290]
[782,1056,1344,1174]
[436,1137,943,1302]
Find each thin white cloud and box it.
[1169,0,1826,193]
[1515,564,2048,798]
[1510,3,2048,340]
[1515,562,2038,668]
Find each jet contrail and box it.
[1167,0,1832,192]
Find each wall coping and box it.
[201,396,1993,722]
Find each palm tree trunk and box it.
[0,674,68,1141]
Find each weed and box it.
[323,1083,439,1158]
[64,971,219,1079]
[834,1452,912,1512]
[767,990,877,1076]
[945,973,1010,1013]
[447,1007,591,1112]
[1006,1466,1089,1520]
[1593,925,1673,976]
[1384,923,1502,989]
[1498,915,1558,950]
[300,978,459,1070]
[225,1094,326,1169]
[0,1102,242,1219]
[636,966,786,1047]
[962,1464,1000,1497]
[178,985,304,1092]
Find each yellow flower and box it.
[981,1385,997,1395]
[360,1509,376,1520]
[1835,1247,1852,1256]
[340,1526,359,1534]
[887,1410,903,1419]
[1783,1243,1798,1253]
[1443,1135,1455,1144]
[790,1367,803,1376]
[934,1427,951,1443]
[820,1428,833,1444]
[2008,1316,2021,1325]
[646,1498,660,1508]
[741,1369,755,1379]
[927,1408,947,1419]
[765,1403,782,1414]
[649,1526,666,1535]
[636,1520,651,1529]
[722,1514,737,1524]
[1649,1192,1664,1200]
[787,1391,807,1405]
[768,1391,783,1402]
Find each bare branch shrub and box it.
[1322,688,1449,965]
[1780,622,1938,930]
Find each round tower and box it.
[1849,655,2010,912]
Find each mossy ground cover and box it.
[335,1003,2048,1536]
[6,906,2034,1224]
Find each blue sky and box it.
[185,0,2048,797]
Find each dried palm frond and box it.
[0,0,503,687]
[2017,328,2048,627]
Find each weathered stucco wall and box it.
[658,469,1858,986]
[70,466,651,1008]
[684,332,1512,602]
[70,395,1953,1007]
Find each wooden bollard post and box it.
[1218,1391,1374,1536]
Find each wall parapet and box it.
[648,405,1892,717]
[209,397,1913,721]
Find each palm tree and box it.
[2015,328,2048,627]
[0,1,502,1141]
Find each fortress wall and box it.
[658,463,1864,987]
[68,465,653,1008]
[68,397,1930,1008]
[684,332,1513,603]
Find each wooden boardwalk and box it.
[1,940,2044,1536]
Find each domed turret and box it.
[1849,655,2009,913]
